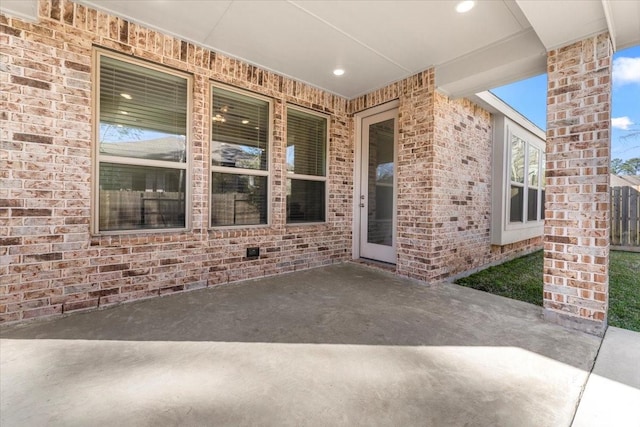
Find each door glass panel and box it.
[367,119,394,246]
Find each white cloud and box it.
[612,116,634,130]
[613,57,640,86]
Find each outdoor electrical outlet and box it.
[246,247,260,258]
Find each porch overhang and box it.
[2,0,638,99]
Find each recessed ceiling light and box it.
[242,119,250,124]
[456,0,475,13]
[120,111,128,115]
[333,69,345,76]
[120,93,132,100]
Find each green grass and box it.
[609,251,640,331]
[455,250,640,332]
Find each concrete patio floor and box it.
[0,262,635,426]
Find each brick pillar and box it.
[544,33,612,336]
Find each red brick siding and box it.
[1,0,546,323]
[1,0,351,322]
[543,33,612,334]
[352,76,542,284]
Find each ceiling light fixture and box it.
[242,119,250,124]
[333,69,345,76]
[455,0,475,13]
[120,93,132,99]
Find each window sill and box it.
[285,221,328,228]
[91,227,190,238]
[209,223,271,231]
[491,221,543,246]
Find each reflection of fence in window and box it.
[211,193,262,226]
[100,191,184,230]
[611,186,640,247]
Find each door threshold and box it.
[352,258,397,272]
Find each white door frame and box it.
[352,100,399,262]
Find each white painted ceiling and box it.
[2,0,639,99]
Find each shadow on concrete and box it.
[1,263,610,426]
[0,263,599,370]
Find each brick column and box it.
[544,33,612,336]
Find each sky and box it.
[491,45,640,162]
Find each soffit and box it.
[1,0,638,99]
[0,0,38,21]
[517,0,640,51]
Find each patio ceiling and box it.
[2,0,639,98]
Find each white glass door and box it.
[359,109,397,264]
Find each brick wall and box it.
[429,93,542,279]
[543,33,612,336]
[0,0,352,322]
[1,0,543,323]
[351,73,542,284]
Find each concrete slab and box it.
[1,263,602,426]
[572,327,640,427]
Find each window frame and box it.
[209,83,273,229]
[92,49,193,235]
[524,143,544,223]
[285,105,330,225]
[491,115,546,245]
[508,134,546,224]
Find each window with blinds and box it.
[99,56,188,161]
[286,107,328,223]
[211,85,270,227]
[95,51,191,233]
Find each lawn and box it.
[455,250,640,332]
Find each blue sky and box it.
[491,45,640,162]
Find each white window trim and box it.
[209,83,273,229]
[285,105,330,225]
[508,133,545,224]
[491,115,546,245]
[92,48,193,235]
